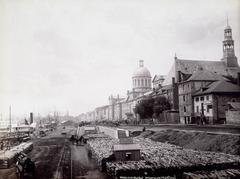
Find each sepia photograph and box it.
[0,0,240,178]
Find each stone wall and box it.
[212,94,240,124]
[226,110,240,124]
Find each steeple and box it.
[221,19,238,67]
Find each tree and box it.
[153,96,171,118]
[134,97,154,119]
[135,96,171,120]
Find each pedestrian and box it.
[0,142,3,150]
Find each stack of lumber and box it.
[87,137,118,166]
[183,169,240,178]
[104,137,240,176]
[134,137,240,168]
[0,142,33,168]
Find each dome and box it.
[132,67,151,78]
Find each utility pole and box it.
[9,105,12,134]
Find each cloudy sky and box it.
[0,0,239,119]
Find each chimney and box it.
[172,77,175,85]
[30,112,33,124]
[237,73,240,86]
[177,71,182,82]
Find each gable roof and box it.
[193,80,240,96]
[228,102,240,110]
[163,58,240,85]
[152,74,165,82]
[186,70,227,82]
[176,59,228,75]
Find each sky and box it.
[0,0,240,120]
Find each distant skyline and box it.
[0,0,240,120]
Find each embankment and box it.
[136,129,240,155]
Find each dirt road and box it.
[0,128,109,179]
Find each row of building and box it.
[79,22,240,125]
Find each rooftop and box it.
[113,143,140,151]
[194,80,240,96]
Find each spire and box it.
[227,15,229,26]
[174,53,177,60]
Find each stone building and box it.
[95,105,109,121]
[178,70,226,124]
[92,60,152,121]
[152,75,165,89]
[127,60,152,100]
[193,80,240,124]
[162,22,240,124]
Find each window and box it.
[126,152,132,160]
[200,96,204,101]
[207,105,212,112]
[141,79,144,86]
[183,95,185,102]
[196,106,199,113]
[145,79,147,87]
[195,97,199,102]
[206,96,209,100]
[184,106,186,112]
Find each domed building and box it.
[132,60,152,92]
[127,60,152,100]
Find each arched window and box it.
[138,79,140,86]
[145,79,147,87]
[141,79,144,86]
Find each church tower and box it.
[222,19,238,67]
